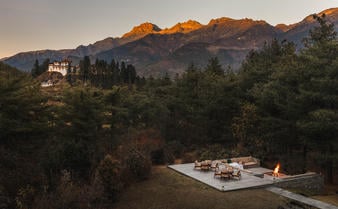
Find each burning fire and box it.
[272,163,280,177]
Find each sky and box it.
[1,0,337,59]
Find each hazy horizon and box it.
[1,0,337,58]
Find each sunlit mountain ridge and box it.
[3,8,338,77]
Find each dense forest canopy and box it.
[0,15,337,209]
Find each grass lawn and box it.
[114,166,289,209]
[312,195,338,207]
[312,184,338,207]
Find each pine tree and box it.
[40,58,50,74]
[31,59,40,77]
[0,65,47,143]
[298,14,338,183]
[80,56,90,84]
[205,57,223,76]
[120,62,128,83]
[66,64,72,85]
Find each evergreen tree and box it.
[0,63,48,202]
[0,66,47,144]
[303,14,337,48]
[120,62,128,83]
[31,59,40,77]
[110,59,120,85]
[31,59,50,78]
[61,87,103,142]
[127,64,136,86]
[80,56,90,84]
[66,63,72,85]
[40,58,50,74]
[297,14,338,183]
[46,87,104,179]
[162,72,171,86]
[205,57,223,76]
[232,103,261,156]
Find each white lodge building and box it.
[48,60,70,76]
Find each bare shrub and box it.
[95,154,123,202]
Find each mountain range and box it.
[3,8,338,77]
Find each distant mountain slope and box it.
[96,18,282,76]
[3,8,338,76]
[280,8,338,47]
[4,50,69,73]
[3,24,162,73]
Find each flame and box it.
[273,163,280,177]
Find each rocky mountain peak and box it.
[319,8,338,16]
[122,22,162,38]
[161,20,203,34]
[301,7,338,24]
[208,17,233,25]
[275,24,291,32]
[179,20,203,29]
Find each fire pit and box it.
[263,163,289,179]
[264,171,288,178]
[273,163,280,177]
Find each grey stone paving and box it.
[168,163,274,192]
[266,186,338,209]
[245,167,273,174]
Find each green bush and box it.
[34,170,101,209]
[165,140,185,158]
[151,147,175,165]
[181,152,198,163]
[124,145,152,181]
[197,144,230,160]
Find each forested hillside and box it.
[0,15,337,209]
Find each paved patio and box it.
[168,163,274,192]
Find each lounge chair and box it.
[221,171,231,179]
[210,161,218,171]
[230,156,260,169]
[201,161,210,171]
[205,160,212,166]
[194,161,202,169]
[214,168,222,178]
[232,170,241,180]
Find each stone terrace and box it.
[168,163,274,192]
